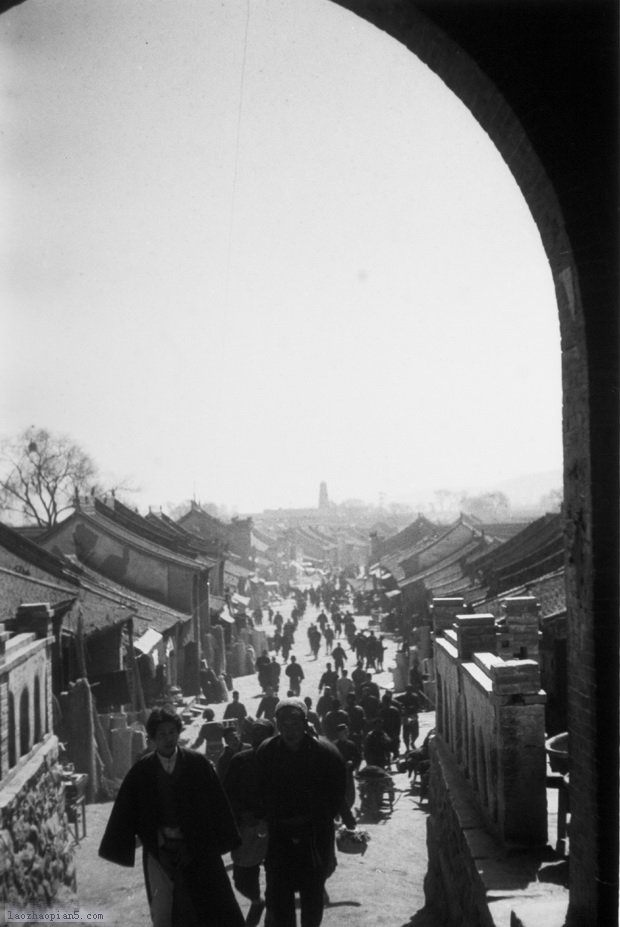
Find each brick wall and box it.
[435,624,547,845]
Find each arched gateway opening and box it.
[326,4,618,925]
[0,1,616,923]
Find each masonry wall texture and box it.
[0,737,75,906]
[435,633,547,847]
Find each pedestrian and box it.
[331,642,347,674]
[354,632,367,665]
[223,690,248,725]
[322,699,349,742]
[359,685,381,723]
[363,717,393,769]
[281,627,294,662]
[256,650,272,693]
[334,723,362,811]
[351,660,367,696]
[217,728,248,782]
[394,685,420,750]
[190,709,225,765]
[378,692,402,759]
[316,686,334,722]
[256,687,280,723]
[272,629,283,657]
[336,669,354,704]
[318,662,339,694]
[308,625,322,660]
[376,636,387,672]
[223,719,275,927]
[365,631,379,670]
[284,655,305,696]
[323,625,334,654]
[98,706,244,927]
[363,672,381,699]
[255,698,355,927]
[344,692,367,750]
[303,697,323,736]
[267,655,282,692]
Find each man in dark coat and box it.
[256,686,280,722]
[99,707,244,927]
[284,655,304,695]
[256,649,272,692]
[344,692,367,749]
[363,717,392,769]
[318,662,339,694]
[223,719,275,927]
[378,691,402,758]
[255,697,354,927]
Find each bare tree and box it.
[0,426,97,528]
[460,491,511,522]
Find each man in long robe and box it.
[99,707,244,927]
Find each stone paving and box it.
[73,593,440,926]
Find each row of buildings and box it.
[0,492,370,905]
[368,510,567,735]
[0,488,576,917]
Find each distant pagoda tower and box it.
[318,481,329,510]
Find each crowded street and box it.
[73,591,438,926]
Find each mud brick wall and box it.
[0,737,75,906]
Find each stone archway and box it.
[328,4,617,923]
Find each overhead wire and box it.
[224,0,252,314]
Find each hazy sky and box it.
[1,0,562,514]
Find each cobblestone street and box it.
[73,594,439,926]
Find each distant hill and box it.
[395,468,563,516]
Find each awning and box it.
[134,628,163,654]
[214,610,235,624]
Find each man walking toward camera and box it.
[99,707,244,927]
[255,698,354,926]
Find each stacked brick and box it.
[454,614,497,661]
[430,597,465,635]
[498,596,541,661]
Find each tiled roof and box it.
[466,513,563,595]
[470,568,566,620]
[0,521,81,585]
[44,506,213,571]
[177,504,229,543]
[476,521,532,541]
[400,536,488,591]
[374,516,440,558]
[72,564,191,636]
[99,498,206,559]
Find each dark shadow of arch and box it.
[8,691,16,768]
[19,686,30,756]
[34,674,42,743]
